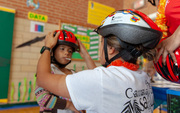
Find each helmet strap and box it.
[103,38,110,66]
[103,37,132,67]
[116,38,142,58]
[103,37,141,67]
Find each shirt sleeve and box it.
[35,86,67,109]
[66,69,102,111]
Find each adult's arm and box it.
[77,39,97,69]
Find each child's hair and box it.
[106,35,156,64]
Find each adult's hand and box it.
[155,26,180,64]
[45,30,60,49]
[66,101,83,113]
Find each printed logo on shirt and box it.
[121,80,154,113]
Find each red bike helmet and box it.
[55,30,79,51]
[51,30,79,68]
[154,38,180,83]
[95,9,162,66]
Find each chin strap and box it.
[103,38,110,66]
[103,37,142,67]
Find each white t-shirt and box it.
[66,66,154,113]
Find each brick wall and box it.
[123,0,157,16]
[0,0,124,28]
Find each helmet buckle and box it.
[130,48,142,58]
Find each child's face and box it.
[54,45,73,64]
[99,37,106,65]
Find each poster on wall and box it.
[87,1,115,26]
[61,23,100,60]
[30,21,44,33]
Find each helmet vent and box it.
[62,30,67,40]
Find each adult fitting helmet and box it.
[154,38,180,83]
[52,30,79,68]
[95,9,162,67]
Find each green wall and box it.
[0,10,15,100]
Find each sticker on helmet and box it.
[108,12,116,17]
[130,15,140,22]
[100,19,106,25]
[123,10,133,14]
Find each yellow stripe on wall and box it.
[0,99,8,103]
[0,6,16,13]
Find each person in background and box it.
[148,0,180,84]
[148,0,180,64]
[36,9,162,113]
[35,30,85,113]
[144,61,156,83]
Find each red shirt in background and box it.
[165,0,180,36]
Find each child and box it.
[35,30,80,113]
[36,9,162,113]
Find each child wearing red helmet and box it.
[36,9,162,113]
[35,30,84,113]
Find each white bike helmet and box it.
[95,9,162,67]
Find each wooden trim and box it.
[61,20,98,29]
[0,99,8,103]
[58,20,61,30]
[0,6,16,13]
